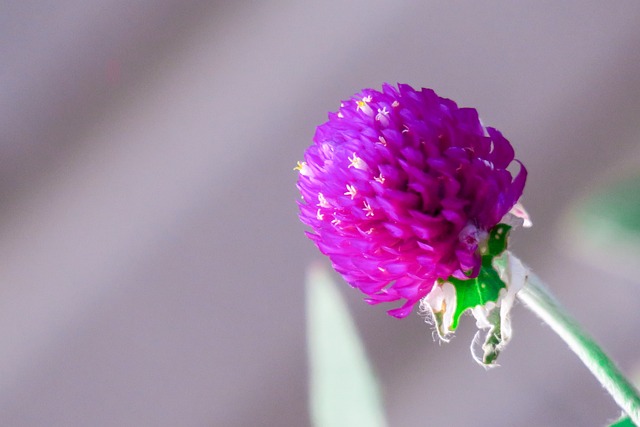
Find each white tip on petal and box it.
[511,202,532,227]
[420,281,457,341]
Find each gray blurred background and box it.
[1,1,640,426]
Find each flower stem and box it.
[517,272,640,424]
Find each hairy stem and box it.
[518,272,640,425]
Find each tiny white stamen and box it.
[376,107,390,126]
[392,100,400,107]
[316,209,324,220]
[344,184,357,199]
[363,201,374,217]
[331,217,341,226]
[348,153,368,170]
[402,125,410,134]
[356,96,373,115]
[374,174,385,184]
[293,161,311,176]
[317,192,330,208]
[337,111,344,118]
[377,136,387,146]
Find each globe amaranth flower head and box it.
[296,83,526,318]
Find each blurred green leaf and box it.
[583,175,640,234]
[306,263,388,427]
[567,173,640,282]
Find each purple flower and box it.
[296,84,526,318]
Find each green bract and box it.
[422,223,526,366]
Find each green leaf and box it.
[608,415,636,427]
[567,173,640,282]
[447,224,512,331]
[422,224,521,366]
[486,223,512,256]
[449,264,505,330]
[582,175,640,234]
[306,263,388,427]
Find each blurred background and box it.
[1,1,640,425]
